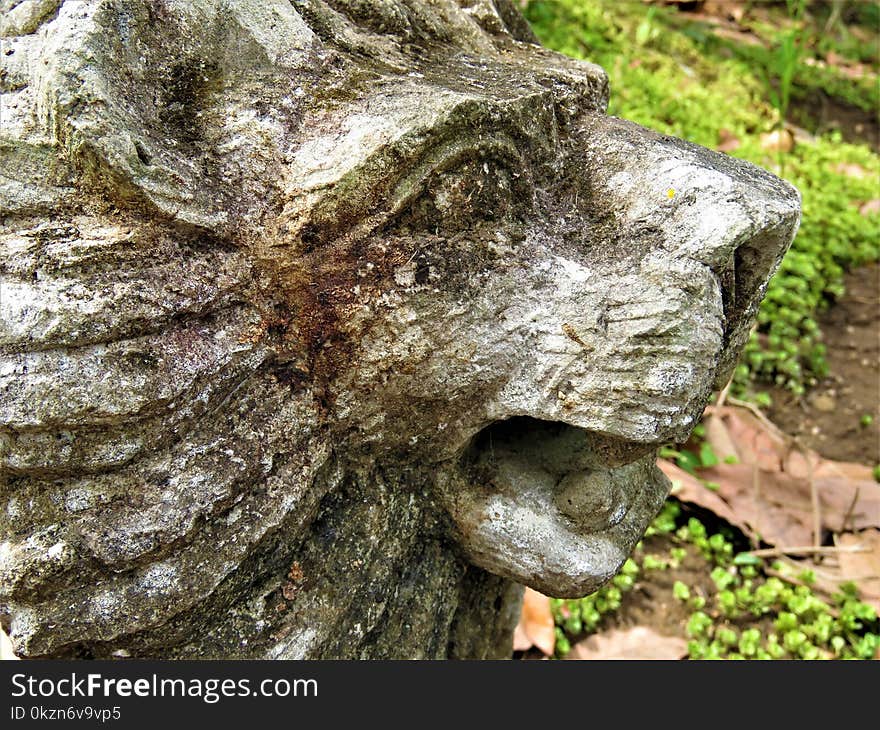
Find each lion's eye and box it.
[394,157,517,232]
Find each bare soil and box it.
[600,534,776,641]
[766,262,880,467]
[790,92,880,153]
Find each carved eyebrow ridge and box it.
[289,96,540,241]
[329,136,531,247]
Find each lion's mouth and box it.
[462,417,655,530]
[440,416,670,597]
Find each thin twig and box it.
[722,397,825,559]
[841,486,861,534]
[750,462,761,551]
[715,376,733,408]
[722,397,791,442]
[794,440,822,563]
[747,545,867,558]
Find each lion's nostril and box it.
[716,255,737,326]
[711,221,791,340]
[733,234,776,311]
[711,220,796,389]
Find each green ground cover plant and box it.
[551,501,880,660]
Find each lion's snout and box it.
[433,116,801,599]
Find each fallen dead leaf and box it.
[789,124,816,145]
[703,411,739,461]
[702,19,765,46]
[716,128,741,153]
[836,530,880,611]
[858,199,880,216]
[825,50,849,68]
[760,129,794,152]
[513,587,555,656]
[702,0,746,23]
[833,161,869,179]
[660,459,748,535]
[704,405,785,471]
[699,462,880,546]
[841,64,868,80]
[824,51,869,80]
[565,626,688,660]
[664,405,880,546]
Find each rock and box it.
[0,0,801,658]
[811,394,838,413]
[760,128,795,152]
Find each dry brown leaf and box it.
[824,51,868,79]
[712,26,763,46]
[717,128,741,153]
[836,530,880,611]
[565,626,688,660]
[760,129,794,152]
[833,161,868,179]
[825,50,849,68]
[705,405,785,471]
[513,587,555,656]
[703,411,739,462]
[789,125,816,145]
[858,199,880,216]
[660,459,748,534]
[849,25,874,44]
[809,456,875,483]
[663,406,880,546]
[703,0,746,23]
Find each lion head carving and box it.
[0,0,799,658]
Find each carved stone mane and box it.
[0,0,800,658]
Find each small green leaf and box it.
[675,449,701,475]
[698,442,719,468]
[673,581,691,602]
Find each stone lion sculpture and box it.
[0,0,800,659]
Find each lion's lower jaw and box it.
[439,452,669,599]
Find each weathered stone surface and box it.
[0,0,800,658]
